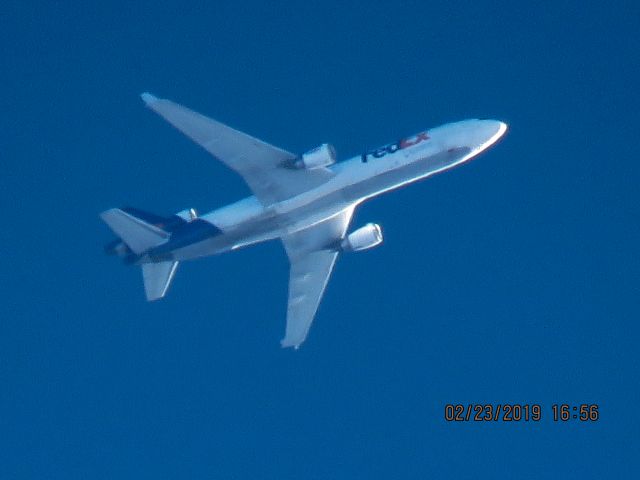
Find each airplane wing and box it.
[280,206,356,348]
[141,93,334,205]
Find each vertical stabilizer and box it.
[142,261,179,301]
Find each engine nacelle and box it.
[294,144,337,169]
[341,223,383,252]
[176,208,198,222]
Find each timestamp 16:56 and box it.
[443,404,600,422]
[552,404,599,421]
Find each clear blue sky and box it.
[2,1,639,478]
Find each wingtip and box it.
[140,92,158,104]
[99,208,118,221]
[280,339,301,350]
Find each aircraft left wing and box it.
[280,206,356,348]
[140,93,334,206]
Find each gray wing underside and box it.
[280,206,356,348]
[141,93,334,205]
[142,261,179,301]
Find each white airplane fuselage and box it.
[143,119,507,263]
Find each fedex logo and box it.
[361,132,429,163]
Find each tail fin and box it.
[142,261,179,301]
[101,208,179,301]
[100,208,169,254]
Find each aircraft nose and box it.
[470,119,508,151]
[438,119,507,152]
[483,119,507,134]
[481,119,507,142]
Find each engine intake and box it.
[342,223,383,252]
[294,144,337,169]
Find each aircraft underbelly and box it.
[169,203,349,261]
[168,147,472,261]
[342,147,472,201]
[169,226,279,261]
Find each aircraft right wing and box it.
[141,93,335,206]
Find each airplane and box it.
[101,93,507,348]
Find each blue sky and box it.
[2,1,639,478]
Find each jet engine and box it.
[341,223,383,252]
[175,208,198,222]
[294,144,337,169]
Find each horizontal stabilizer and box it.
[142,261,179,301]
[100,208,169,254]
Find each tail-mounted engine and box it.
[291,144,337,169]
[341,223,383,252]
[175,208,198,222]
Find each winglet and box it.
[140,92,158,104]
